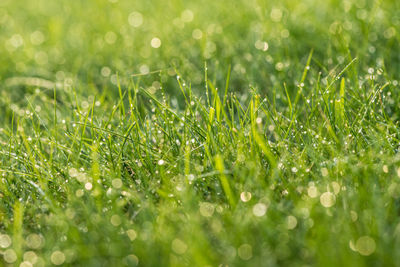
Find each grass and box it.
[1,0,400,266]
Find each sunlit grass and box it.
[1,0,400,266]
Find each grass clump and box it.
[1,0,400,266]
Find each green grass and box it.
[1,0,400,266]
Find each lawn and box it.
[1,0,400,266]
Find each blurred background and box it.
[1,0,399,98]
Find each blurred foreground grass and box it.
[1,0,400,266]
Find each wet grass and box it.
[1,0,400,266]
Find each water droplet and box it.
[111,215,121,226]
[126,229,137,241]
[240,192,252,202]
[0,234,11,248]
[238,244,252,260]
[3,249,17,263]
[253,203,267,217]
[112,179,123,189]
[307,186,318,198]
[320,192,336,207]
[84,182,93,190]
[287,215,298,230]
[356,236,376,256]
[50,251,65,265]
[199,202,215,217]
[128,12,143,27]
[172,239,187,255]
[150,37,161,48]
